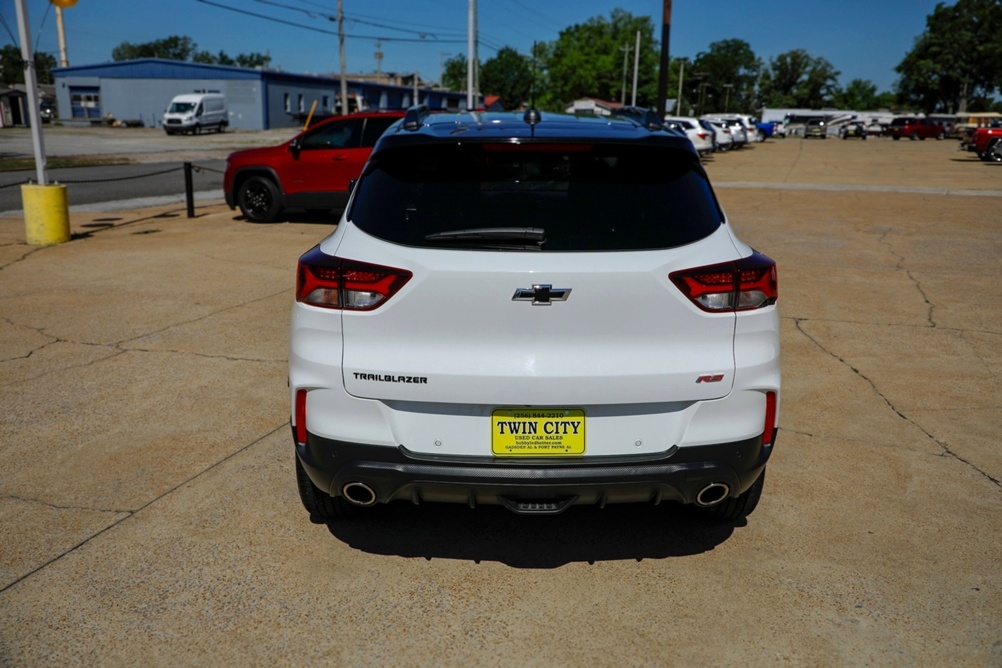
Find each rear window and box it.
[348,143,722,252]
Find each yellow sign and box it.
[50,0,79,8]
[491,409,585,456]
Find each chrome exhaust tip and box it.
[341,482,377,507]
[695,482,730,507]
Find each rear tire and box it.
[692,468,766,522]
[986,139,1002,163]
[237,175,283,223]
[296,455,357,521]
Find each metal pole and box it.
[631,31,640,107]
[656,0,672,118]
[620,43,629,105]
[184,162,195,218]
[56,7,69,67]
[337,0,348,115]
[467,0,475,110]
[13,0,47,185]
[676,60,684,115]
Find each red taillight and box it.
[294,389,307,445]
[670,252,777,312]
[296,246,412,311]
[762,390,777,446]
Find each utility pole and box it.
[467,0,477,110]
[620,42,630,105]
[374,40,383,76]
[675,60,684,115]
[337,0,348,115]
[631,31,640,107]
[656,0,672,118]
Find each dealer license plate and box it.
[491,408,586,456]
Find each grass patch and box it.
[0,156,134,172]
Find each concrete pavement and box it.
[0,136,1000,665]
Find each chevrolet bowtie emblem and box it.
[512,284,571,305]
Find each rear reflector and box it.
[296,246,412,311]
[669,252,777,312]
[763,390,777,446]
[295,389,307,445]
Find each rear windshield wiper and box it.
[425,227,546,249]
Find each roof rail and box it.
[612,106,663,131]
[402,104,430,131]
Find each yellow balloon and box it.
[50,0,79,7]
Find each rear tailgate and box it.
[337,228,737,407]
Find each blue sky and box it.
[2,0,944,92]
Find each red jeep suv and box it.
[886,117,947,141]
[224,110,405,223]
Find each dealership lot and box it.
[0,136,1000,664]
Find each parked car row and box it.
[663,114,766,157]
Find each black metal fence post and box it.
[184,162,195,218]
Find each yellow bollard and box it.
[22,183,71,246]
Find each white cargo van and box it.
[163,93,228,135]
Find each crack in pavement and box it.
[877,228,937,327]
[0,288,291,386]
[0,422,288,595]
[1,493,132,516]
[793,317,1001,491]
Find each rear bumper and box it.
[295,430,774,511]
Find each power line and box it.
[195,0,469,44]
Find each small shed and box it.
[0,87,28,128]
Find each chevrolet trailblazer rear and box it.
[289,106,780,522]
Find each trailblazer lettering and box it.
[353,373,428,384]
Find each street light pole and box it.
[55,7,69,66]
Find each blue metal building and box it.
[51,58,470,131]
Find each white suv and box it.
[290,107,780,522]
[664,116,715,156]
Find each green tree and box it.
[759,49,840,108]
[0,44,57,85]
[895,0,1002,113]
[193,50,235,65]
[540,9,659,111]
[687,39,761,114]
[113,36,271,69]
[191,51,271,68]
[833,78,880,110]
[441,53,468,91]
[235,52,271,69]
[112,36,197,61]
[480,47,533,109]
